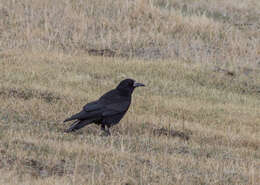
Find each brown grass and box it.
[0,51,259,184]
[0,0,260,184]
[0,0,260,65]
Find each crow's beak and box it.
[133,82,145,87]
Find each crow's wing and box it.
[68,109,103,121]
[83,101,103,112]
[82,89,130,118]
[103,101,130,116]
[64,89,131,123]
[100,100,131,125]
[64,101,104,122]
[65,118,97,132]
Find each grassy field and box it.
[0,0,260,185]
[1,0,260,64]
[0,51,259,184]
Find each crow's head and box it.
[117,79,145,95]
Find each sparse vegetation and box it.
[0,0,259,184]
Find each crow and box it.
[64,79,145,135]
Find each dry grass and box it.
[0,50,259,184]
[0,0,260,65]
[0,0,260,184]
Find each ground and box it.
[0,0,259,184]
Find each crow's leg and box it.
[100,124,110,136]
[101,124,106,132]
[106,124,111,136]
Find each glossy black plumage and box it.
[64,79,145,135]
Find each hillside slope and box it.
[0,0,259,184]
[0,51,259,184]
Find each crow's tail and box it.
[65,119,93,133]
[64,111,88,122]
[64,117,73,122]
[63,115,78,122]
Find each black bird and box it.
[64,79,145,135]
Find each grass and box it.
[0,0,259,65]
[0,0,260,184]
[0,50,259,184]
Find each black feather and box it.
[63,79,144,135]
